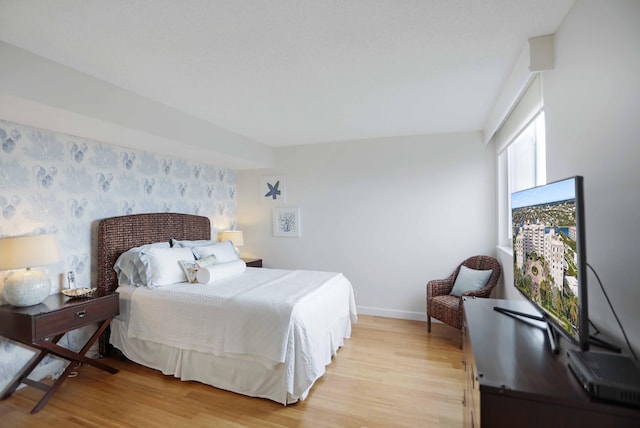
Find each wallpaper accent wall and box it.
[0,118,237,384]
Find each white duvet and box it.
[126,267,357,369]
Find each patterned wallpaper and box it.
[0,118,237,383]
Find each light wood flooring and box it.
[0,316,465,427]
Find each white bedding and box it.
[111,267,357,404]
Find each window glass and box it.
[508,112,545,194]
[498,112,546,247]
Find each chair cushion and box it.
[430,295,464,330]
[432,295,461,311]
[450,265,493,296]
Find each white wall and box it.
[542,0,640,354]
[237,132,496,320]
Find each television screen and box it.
[511,176,588,350]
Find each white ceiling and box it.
[0,0,575,147]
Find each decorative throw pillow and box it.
[179,260,200,283]
[179,255,217,283]
[450,265,493,297]
[192,240,238,263]
[196,259,247,284]
[197,255,216,268]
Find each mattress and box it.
[110,267,357,404]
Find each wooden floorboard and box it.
[0,316,464,427]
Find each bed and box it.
[96,213,357,404]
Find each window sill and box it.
[497,245,513,257]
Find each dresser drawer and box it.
[34,295,119,339]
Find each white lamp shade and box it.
[218,230,244,247]
[0,234,60,270]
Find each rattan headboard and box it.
[96,213,211,295]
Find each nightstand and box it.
[0,291,119,413]
[242,258,263,268]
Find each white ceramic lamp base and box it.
[3,268,51,307]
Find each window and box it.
[508,112,545,193]
[495,75,546,248]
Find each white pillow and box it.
[193,240,239,263]
[450,265,493,297]
[143,247,195,287]
[114,242,170,286]
[196,259,246,284]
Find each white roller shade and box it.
[493,74,544,154]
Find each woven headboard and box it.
[96,213,210,355]
[97,213,211,294]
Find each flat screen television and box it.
[497,176,589,353]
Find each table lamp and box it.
[0,234,60,307]
[218,230,244,255]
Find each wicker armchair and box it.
[426,255,501,347]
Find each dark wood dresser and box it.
[462,297,640,427]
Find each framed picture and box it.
[273,207,301,237]
[260,175,286,204]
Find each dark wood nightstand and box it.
[242,258,263,268]
[0,291,119,413]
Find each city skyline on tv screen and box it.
[512,178,580,342]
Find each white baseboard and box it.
[0,359,65,392]
[356,305,427,322]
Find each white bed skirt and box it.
[110,313,352,404]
